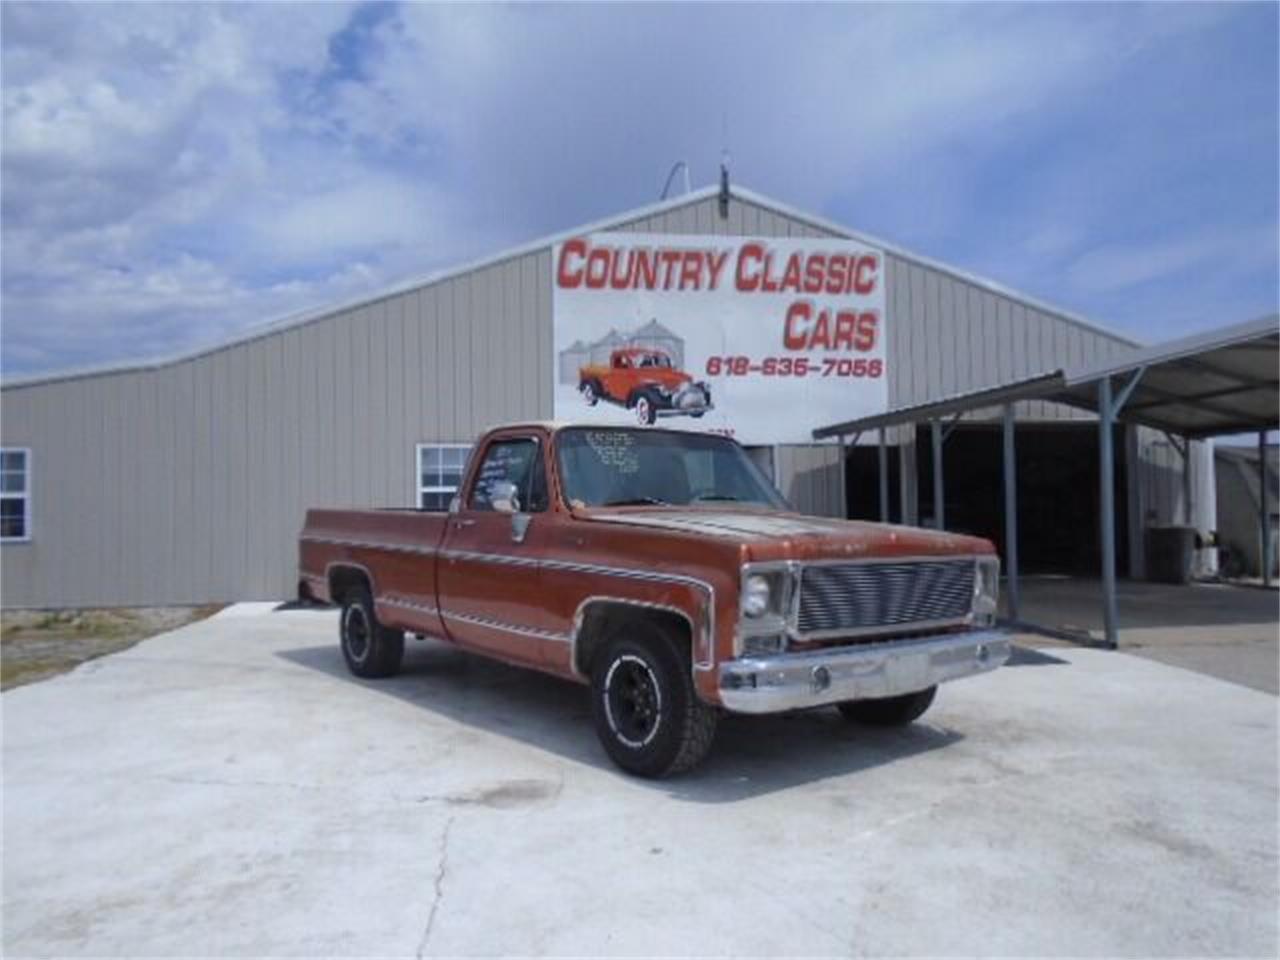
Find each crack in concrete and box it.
[416,815,456,958]
[159,774,327,792]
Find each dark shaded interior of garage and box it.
[845,424,1130,576]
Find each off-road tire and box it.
[632,391,657,426]
[837,685,937,726]
[339,586,405,679]
[589,621,717,778]
[580,380,600,407]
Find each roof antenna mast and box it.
[718,109,731,219]
[660,161,692,200]
[718,148,730,220]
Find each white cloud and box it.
[1067,225,1280,295]
[254,174,457,262]
[0,2,1274,376]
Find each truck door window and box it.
[470,439,548,513]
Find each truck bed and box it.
[298,508,449,635]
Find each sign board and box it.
[552,232,888,445]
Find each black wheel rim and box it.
[604,654,663,748]
[344,606,370,661]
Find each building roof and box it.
[631,318,680,339]
[814,314,1280,440]
[4,182,1139,390]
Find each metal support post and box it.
[899,424,918,526]
[1099,378,1119,648]
[1182,437,1194,527]
[837,434,848,520]
[1002,403,1020,623]
[878,428,889,522]
[931,420,944,530]
[1260,431,1272,587]
[1166,432,1193,527]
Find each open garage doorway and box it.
[845,423,1130,576]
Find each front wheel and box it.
[837,685,937,726]
[590,623,717,778]
[580,381,599,406]
[339,586,405,679]
[633,393,656,426]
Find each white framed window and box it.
[417,443,471,510]
[1,447,31,543]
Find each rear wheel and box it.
[580,380,599,406]
[590,621,717,777]
[837,686,937,726]
[339,586,404,678]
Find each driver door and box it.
[437,433,554,667]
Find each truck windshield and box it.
[556,428,788,509]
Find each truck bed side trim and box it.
[301,537,717,672]
[301,534,440,556]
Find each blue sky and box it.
[2,1,1276,377]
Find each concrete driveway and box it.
[3,604,1276,957]
[1016,578,1279,693]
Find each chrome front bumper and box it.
[718,629,1011,714]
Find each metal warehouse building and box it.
[0,184,1215,608]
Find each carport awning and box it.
[811,313,1280,648]
[814,314,1279,440]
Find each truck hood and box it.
[583,507,992,562]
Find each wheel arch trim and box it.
[570,596,700,682]
[325,560,379,605]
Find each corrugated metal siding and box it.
[2,190,1158,606]
[774,446,844,518]
[884,256,1130,420]
[1137,430,1211,528]
[2,245,554,606]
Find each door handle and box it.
[453,519,476,529]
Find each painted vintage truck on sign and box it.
[299,423,1009,777]
[577,347,713,425]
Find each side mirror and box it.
[490,481,521,515]
[511,512,532,544]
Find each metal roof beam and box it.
[811,371,1065,439]
[1124,380,1279,413]
[1174,354,1276,391]
[1122,379,1263,423]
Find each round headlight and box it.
[742,574,771,618]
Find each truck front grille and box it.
[796,559,976,638]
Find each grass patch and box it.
[0,605,223,690]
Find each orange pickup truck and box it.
[578,347,712,425]
[299,422,1008,777]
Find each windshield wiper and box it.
[692,494,739,502]
[602,496,669,507]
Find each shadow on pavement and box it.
[1017,577,1279,634]
[276,639,968,802]
[1005,645,1069,667]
